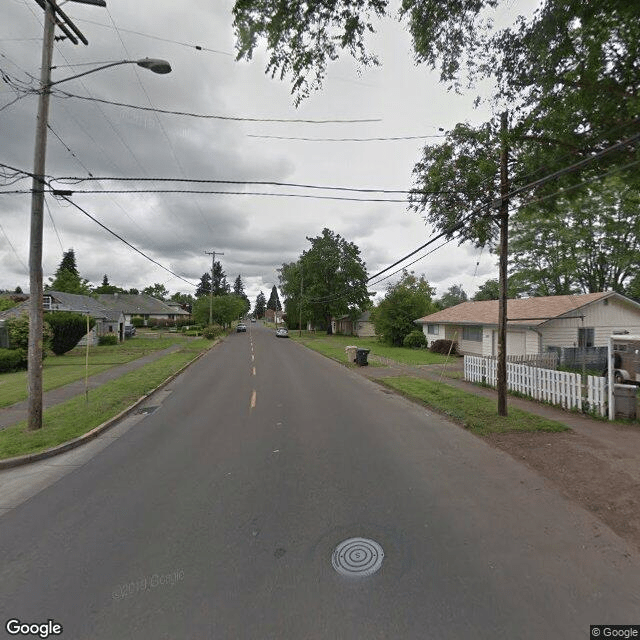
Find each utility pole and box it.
[299,270,303,337]
[205,250,224,325]
[497,110,509,417]
[27,0,56,431]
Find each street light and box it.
[27,0,171,431]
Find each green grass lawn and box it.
[0,335,200,408]
[380,376,569,436]
[0,339,211,460]
[290,331,451,366]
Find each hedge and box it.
[429,339,458,355]
[44,311,95,355]
[0,348,26,373]
[98,334,118,346]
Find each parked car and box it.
[276,328,289,338]
[236,323,247,333]
[251,317,256,323]
[124,324,136,337]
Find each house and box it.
[0,292,126,346]
[97,293,190,325]
[415,291,640,358]
[264,309,284,324]
[331,311,375,337]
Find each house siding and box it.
[541,298,640,349]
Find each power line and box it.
[51,89,382,124]
[246,133,446,142]
[55,194,196,288]
[74,17,234,57]
[0,220,28,273]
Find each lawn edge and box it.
[0,339,220,470]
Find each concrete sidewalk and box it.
[0,345,182,430]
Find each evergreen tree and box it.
[254,291,267,318]
[47,249,91,294]
[211,261,230,296]
[267,285,282,312]
[195,273,211,298]
[94,274,123,294]
[233,275,245,296]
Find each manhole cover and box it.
[135,406,158,415]
[331,538,384,577]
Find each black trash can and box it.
[355,348,370,366]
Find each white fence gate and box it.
[464,356,607,416]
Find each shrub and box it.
[429,339,458,355]
[5,313,53,357]
[202,324,223,340]
[403,330,427,349]
[0,348,26,372]
[176,317,192,328]
[131,317,144,328]
[44,311,95,355]
[98,334,118,346]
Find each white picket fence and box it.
[464,356,607,416]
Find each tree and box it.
[212,261,230,296]
[267,285,282,312]
[127,288,139,295]
[94,274,123,294]
[14,286,22,294]
[233,275,250,315]
[254,291,267,318]
[142,283,169,300]
[233,1,640,249]
[372,270,437,346]
[47,249,91,294]
[438,284,468,309]
[195,273,211,298]
[170,292,195,313]
[473,278,522,301]
[509,178,640,296]
[192,294,247,328]
[278,228,370,334]
[44,311,96,355]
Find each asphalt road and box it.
[1,322,639,639]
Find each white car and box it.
[275,328,289,338]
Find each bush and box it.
[131,317,144,328]
[5,313,53,357]
[202,324,223,340]
[44,311,95,355]
[176,317,192,328]
[98,334,118,346]
[0,348,26,372]
[403,330,427,349]
[429,339,458,355]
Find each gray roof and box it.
[45,291,123,322]
[96,294,189,316]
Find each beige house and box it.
[415,292,640,357]
[331,311,375,337]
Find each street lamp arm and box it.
[49,58,171,86]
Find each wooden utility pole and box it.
[299,270,303,337]
[27,0,56,431]
[205,250,224,325]
[497,111,509,417]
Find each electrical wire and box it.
[51,89,382,124]
[0,220,28,273]
[246,133,446,142]
[55,194,196,288]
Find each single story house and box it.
[264,309,284,323]
[414,291,640,357]
[331,311,376,337]
[0,292,126,346]
[97,293,190,325]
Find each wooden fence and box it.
[464,356,607,416]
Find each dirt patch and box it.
[486,430,640,552]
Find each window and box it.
[462,325,483,342]
[43,296,52,310]
[427,324,439,335]
[578,327,595,348]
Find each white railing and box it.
[464,356,607,415]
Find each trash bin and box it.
[355,348,370,366]
[614,383,637,419]
[345,346,357,363]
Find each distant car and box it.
[275,328,289,338]
[124,324,136,337]
[236,323,247,333]
[251,318,256,323]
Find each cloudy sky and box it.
[0,0,537,305]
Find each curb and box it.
[0,340,220,470]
